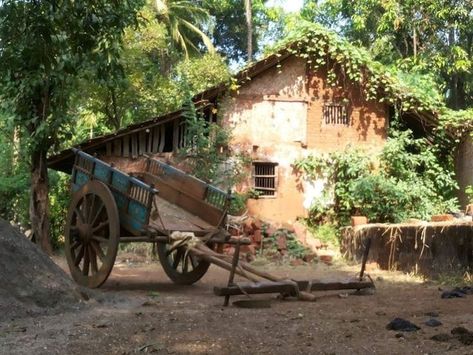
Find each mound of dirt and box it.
[0,219,86,322]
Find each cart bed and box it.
[149,195,214,233]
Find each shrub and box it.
[295,130,458,225]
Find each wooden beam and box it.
[214,280,375,296]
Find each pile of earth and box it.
[0,218,88,322]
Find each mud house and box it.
[49,26,449,225]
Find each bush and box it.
[295,130,458,225]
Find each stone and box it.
[290,259,304,267]
[319,255,333,265]
[252,229,262,244]
[302,253,317,263]
[351,216,368,226]
[293,221,308,245]
[431,214,454,222]
[240,244,256,255]
[386,318,420,332]
[276,235,287,253]
[265,225,277,237]
[252,219,262,230]
[451,327,473,345]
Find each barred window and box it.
[252,162,278,197]
[323,103,349,125]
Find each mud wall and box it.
[455,134,473,208]
[342,223,473,276]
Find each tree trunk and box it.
[30,146,52,254]
[245,0,253,63]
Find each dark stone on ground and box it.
[451,327,473,345]
[454,286,473,295]
[441,290,466,299]
[425,318,442,327]
[386,318,420,332]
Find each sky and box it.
[267,0,303,13]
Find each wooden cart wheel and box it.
[64,180,120,288]
[157,242,211,285]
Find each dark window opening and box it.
[252,162,278,197]
[323,103,349,125]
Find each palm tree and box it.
[154,0,215,58]
[245,0,253,63]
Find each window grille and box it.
[252,162,278,197]
[323,103,349,125]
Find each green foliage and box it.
[203,0,270,62]
[466,185,473,204]
[48,172,70,250]
[177,97,250,190]
[229,189,261,215]
[0,0,144,152]
[301,0,473,110]
[295,130,459,225]
[154,0,215,58]
[308,224,339,247]
[0,122,29,225]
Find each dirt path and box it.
[1,255,473,354]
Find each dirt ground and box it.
[1,252,473,355]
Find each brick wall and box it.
[221,56,389,224]
[306,66,388,152]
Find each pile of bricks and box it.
[226,217,332,264]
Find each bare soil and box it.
[0,219,89,322]
[1,248,473,355]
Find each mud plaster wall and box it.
[455,134,473,208]
[221,56,389,224]
[306,66,387,152]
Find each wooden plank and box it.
[146,161,209,200]
[214,280,375,297]
[139,131,146,155]
[147,129,153,153]
[106,142,112,156]
[152,126,160,153]
[123,135,129,158]
[131,134,138,158]
[113,139,122,156]
[142,172,223,227]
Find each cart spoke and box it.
[90,202,104,227]
[81,196,88,224]
[92,221,109,233]
[74,244,85,267]
[74,207,86,224]
[183,254,189,273]
[83,245,90,276]
[90,240,105,263]
[70,240,81,251]
[172,248,184,270]
[189,254,197,269]
[87,194,96,224]
[91,235,109,244]
[89,246,98,274]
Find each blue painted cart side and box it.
[71,149,158,235]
